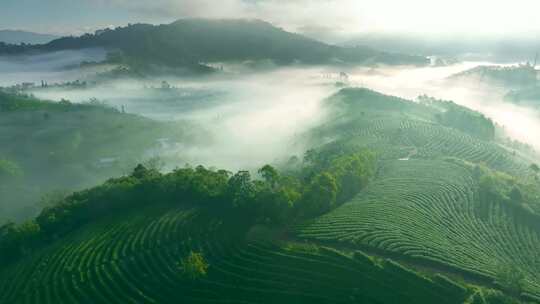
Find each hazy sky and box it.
[2,0,540,37]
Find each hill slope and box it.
[0,203,507,304]
[297,88,540,302]
[0,19,427,70]
[1,88,538,303]
[0,91,198,222]
[448,64,538,88]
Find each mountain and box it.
[0,19,427,70]
[0,30,58,45]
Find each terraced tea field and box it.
[325,116,529,177]
[319,89,532,178]
[2,88,537,303]
[296,159,540,301]
[0,204,477,304]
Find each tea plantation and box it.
[296,159,540,301]
[2,88,539,303]
[0,205,485,304]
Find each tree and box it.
[188,166,230,202]
[0,222,19,261]
[39,190,69,209]
[329,152,375,203]
[131,164,149,179]
[299,172,338,217]
[143,156,165,172]
[255,183,300,224]
[180,251,209,280]
[228,171,256,209]
[131,164,160,180]
[0,220,40,262]
[258,165,279,188]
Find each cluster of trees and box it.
[438,106,495,140]
[0,149,376,268]
[298,149,376,217]
[419,95,495,140]
[472,164,540,221]
[0,42,34,54]
[0,91,112,113]
[475,165,524,207]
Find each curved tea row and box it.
[0,204,469,304]
[297,159,540,299]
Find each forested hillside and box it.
[0,91,198,221]
[0,19,428,71]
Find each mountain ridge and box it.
[0,19,428,70]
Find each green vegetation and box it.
[0,91,200,221]
[496,266,525,296]
[450,64,538,88]
[312,88,529,176]
[0,202,514,304]
[0,145,376,267]
[2,19,427,72]
[418,95,495,140]
[1,87,539,303]
[180,251,209,280]
[475,163,540,216]
[297,159,540,300]
[296,88,540,302]
[298,150,376,217]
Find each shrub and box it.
[180,251,209,280]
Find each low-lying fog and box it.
[343,63,540,150]
[3,50,540,173]
[0,49,107,86]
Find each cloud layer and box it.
[5,0,540,38]
[95,0,540,37]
